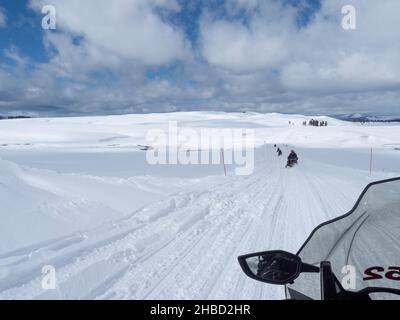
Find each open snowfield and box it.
[0,112,399,300]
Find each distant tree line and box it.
[0,116,32,120]
[302,119,328,127]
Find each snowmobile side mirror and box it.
[238,250,319,285]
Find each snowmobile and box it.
[285,158,298,168]
[238,177,400,300]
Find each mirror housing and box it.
[238,250,318,285]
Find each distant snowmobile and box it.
[286,150,298,168]
[238,177,400,300]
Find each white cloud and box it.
[280,0,400,93]
[200,0,400,95]
[42,33,124,80]
[29,0,191,66]
[200,1,296,73]
[3,46,30,67]
[0,7,7,28]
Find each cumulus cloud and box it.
[197,0,400,114]
[279,0,400,93]
[29,0,191,66]
[1,0,196,115]
[1,0,400,116]
[201,0,400,91]
[200,1,296,73]
[0,7,6,28]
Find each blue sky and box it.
[0,0,399,117]
[0,1,46,62]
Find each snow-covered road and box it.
[0,146,390,300]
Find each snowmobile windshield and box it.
[286,177,400,300]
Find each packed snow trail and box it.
[0,147,391,299]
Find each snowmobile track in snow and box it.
[0,151,384,299]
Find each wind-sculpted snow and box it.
[0,148,396,299]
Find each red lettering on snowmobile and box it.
[364,266,400,281]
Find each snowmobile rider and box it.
[286,150,298,168]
